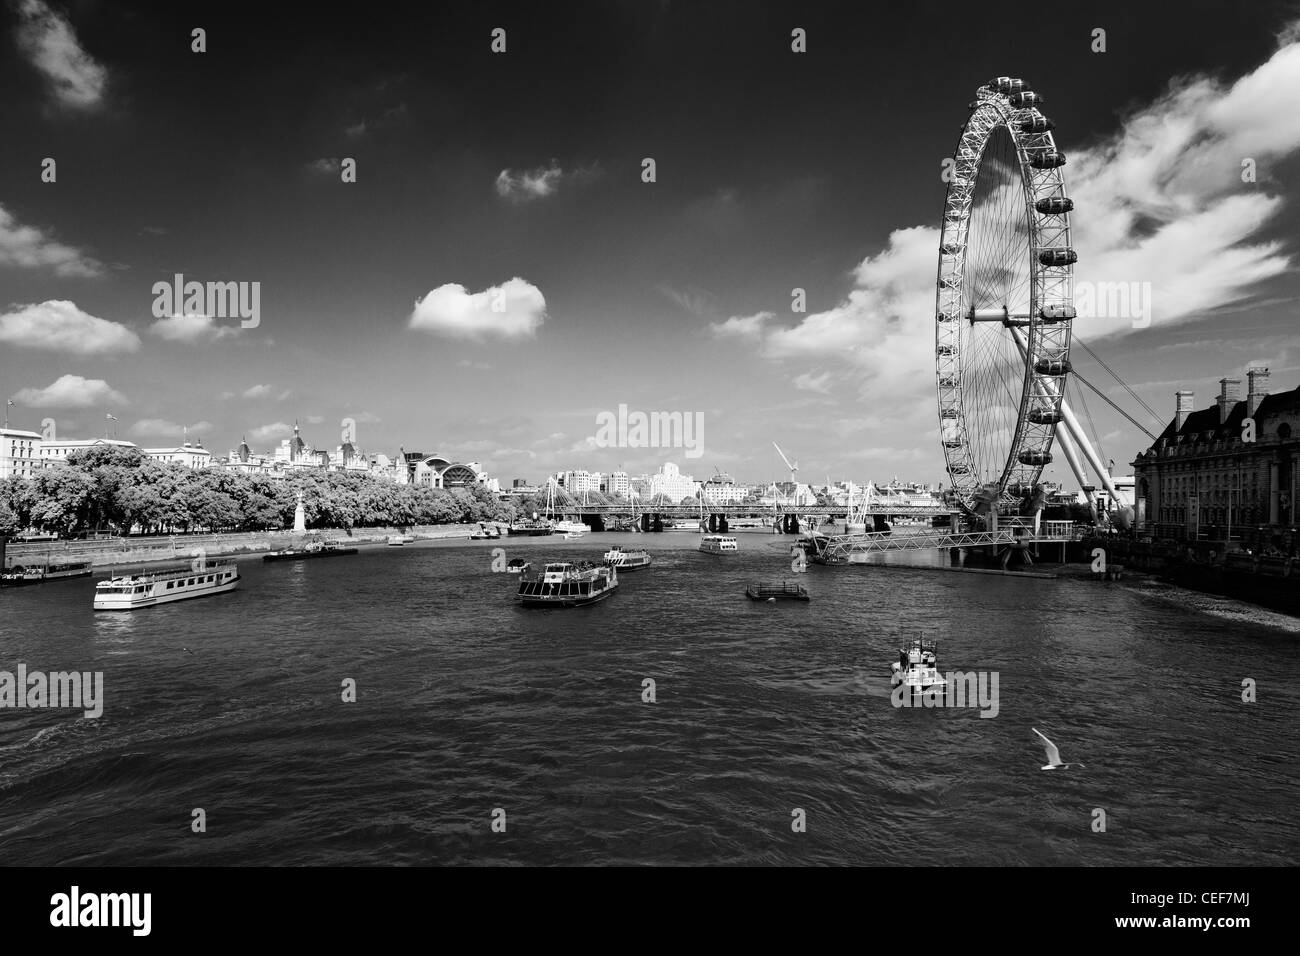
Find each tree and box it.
[0,499,19,536]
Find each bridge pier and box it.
[640,513,650,532]
[652,514,663,533]
[708,513,717,533]
[718,516,728,533]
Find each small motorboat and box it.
[386,534,406,547]
[505,558,530,574]
[469,522,501,540]
[563,530,586,540]
[890,635,946,698]
[745,582,810,602]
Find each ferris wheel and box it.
[936,76,1084,514]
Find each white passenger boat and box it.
[699,534,739,555]
[603,545,651,570]
[518,561,618,607]
[93,561,240,611]
[554,519,588,535]
[387,534,406,546]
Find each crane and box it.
[772,442,801,524]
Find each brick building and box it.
[1131,366,1298,547]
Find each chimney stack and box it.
[1247,365,1270,416]
[1175,390,1195,431]
[1218,377,1242,424]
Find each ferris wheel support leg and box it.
[1052,418,1098,523]
[1007,325,1101,521]
[1057,399,1122,510]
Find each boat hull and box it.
[519,585,617,608]
[1,567,93,586]
[94,574,241,611]
[263,548,358,562]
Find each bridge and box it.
[557,501,959,533]
[806,519,1079,565]
[565,503,955,517]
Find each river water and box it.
[1,531,1296,865]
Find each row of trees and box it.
[0,447,514,537]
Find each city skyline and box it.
[2,2,1299,490]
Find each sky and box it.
[2,0,1299,489]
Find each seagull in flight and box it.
[1033,727,1084,771]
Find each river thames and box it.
[1,532,1297,865]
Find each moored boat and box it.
[554,519,588,535]
[518,561,618,607]
[469,522,502,540]
[507,519,554,537]
[263,541,358,562]
[93,561,240,611]
[387,534,406,546]
[1,561,94,587]
[603,545,651,570]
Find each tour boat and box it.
[699,534,739,555]
[554,519,588,535]
[745,582,810,602]
[386,534,406,546]
[518,561,618,607]
[890,635,946,697]
[603,545,652,570]
[507,519,554,537]
[1,561,93,586]
[93,561,240,611]
[263,541,358,562]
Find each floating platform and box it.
[746,582,810,602]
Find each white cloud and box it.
[409,277,546,340]
[792,371,833,394]
[249,422,293,442]
[495,161,564,202]
[128,419,214,438]
[149,313,238,344]
[725,21,1300,417]
[240,384,291,400]
[13,0,107,110]
[307,158,340,174]
[710,311,773,339]
[12,374,126,409]
[0,204,103,276]
[1068,26,1300,336]
[0,300,138,355]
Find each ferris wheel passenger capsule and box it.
[1008,91,1044,107]
[1017,450,1054,466]
[1039,304,1077,322]
[1030,150,1067,169]
[1033,357,1072,375]
[1018,114,1054,133]
[1038,248,1078,267]
[1035,197,1074,214]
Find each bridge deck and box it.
[812,522,1075,563]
